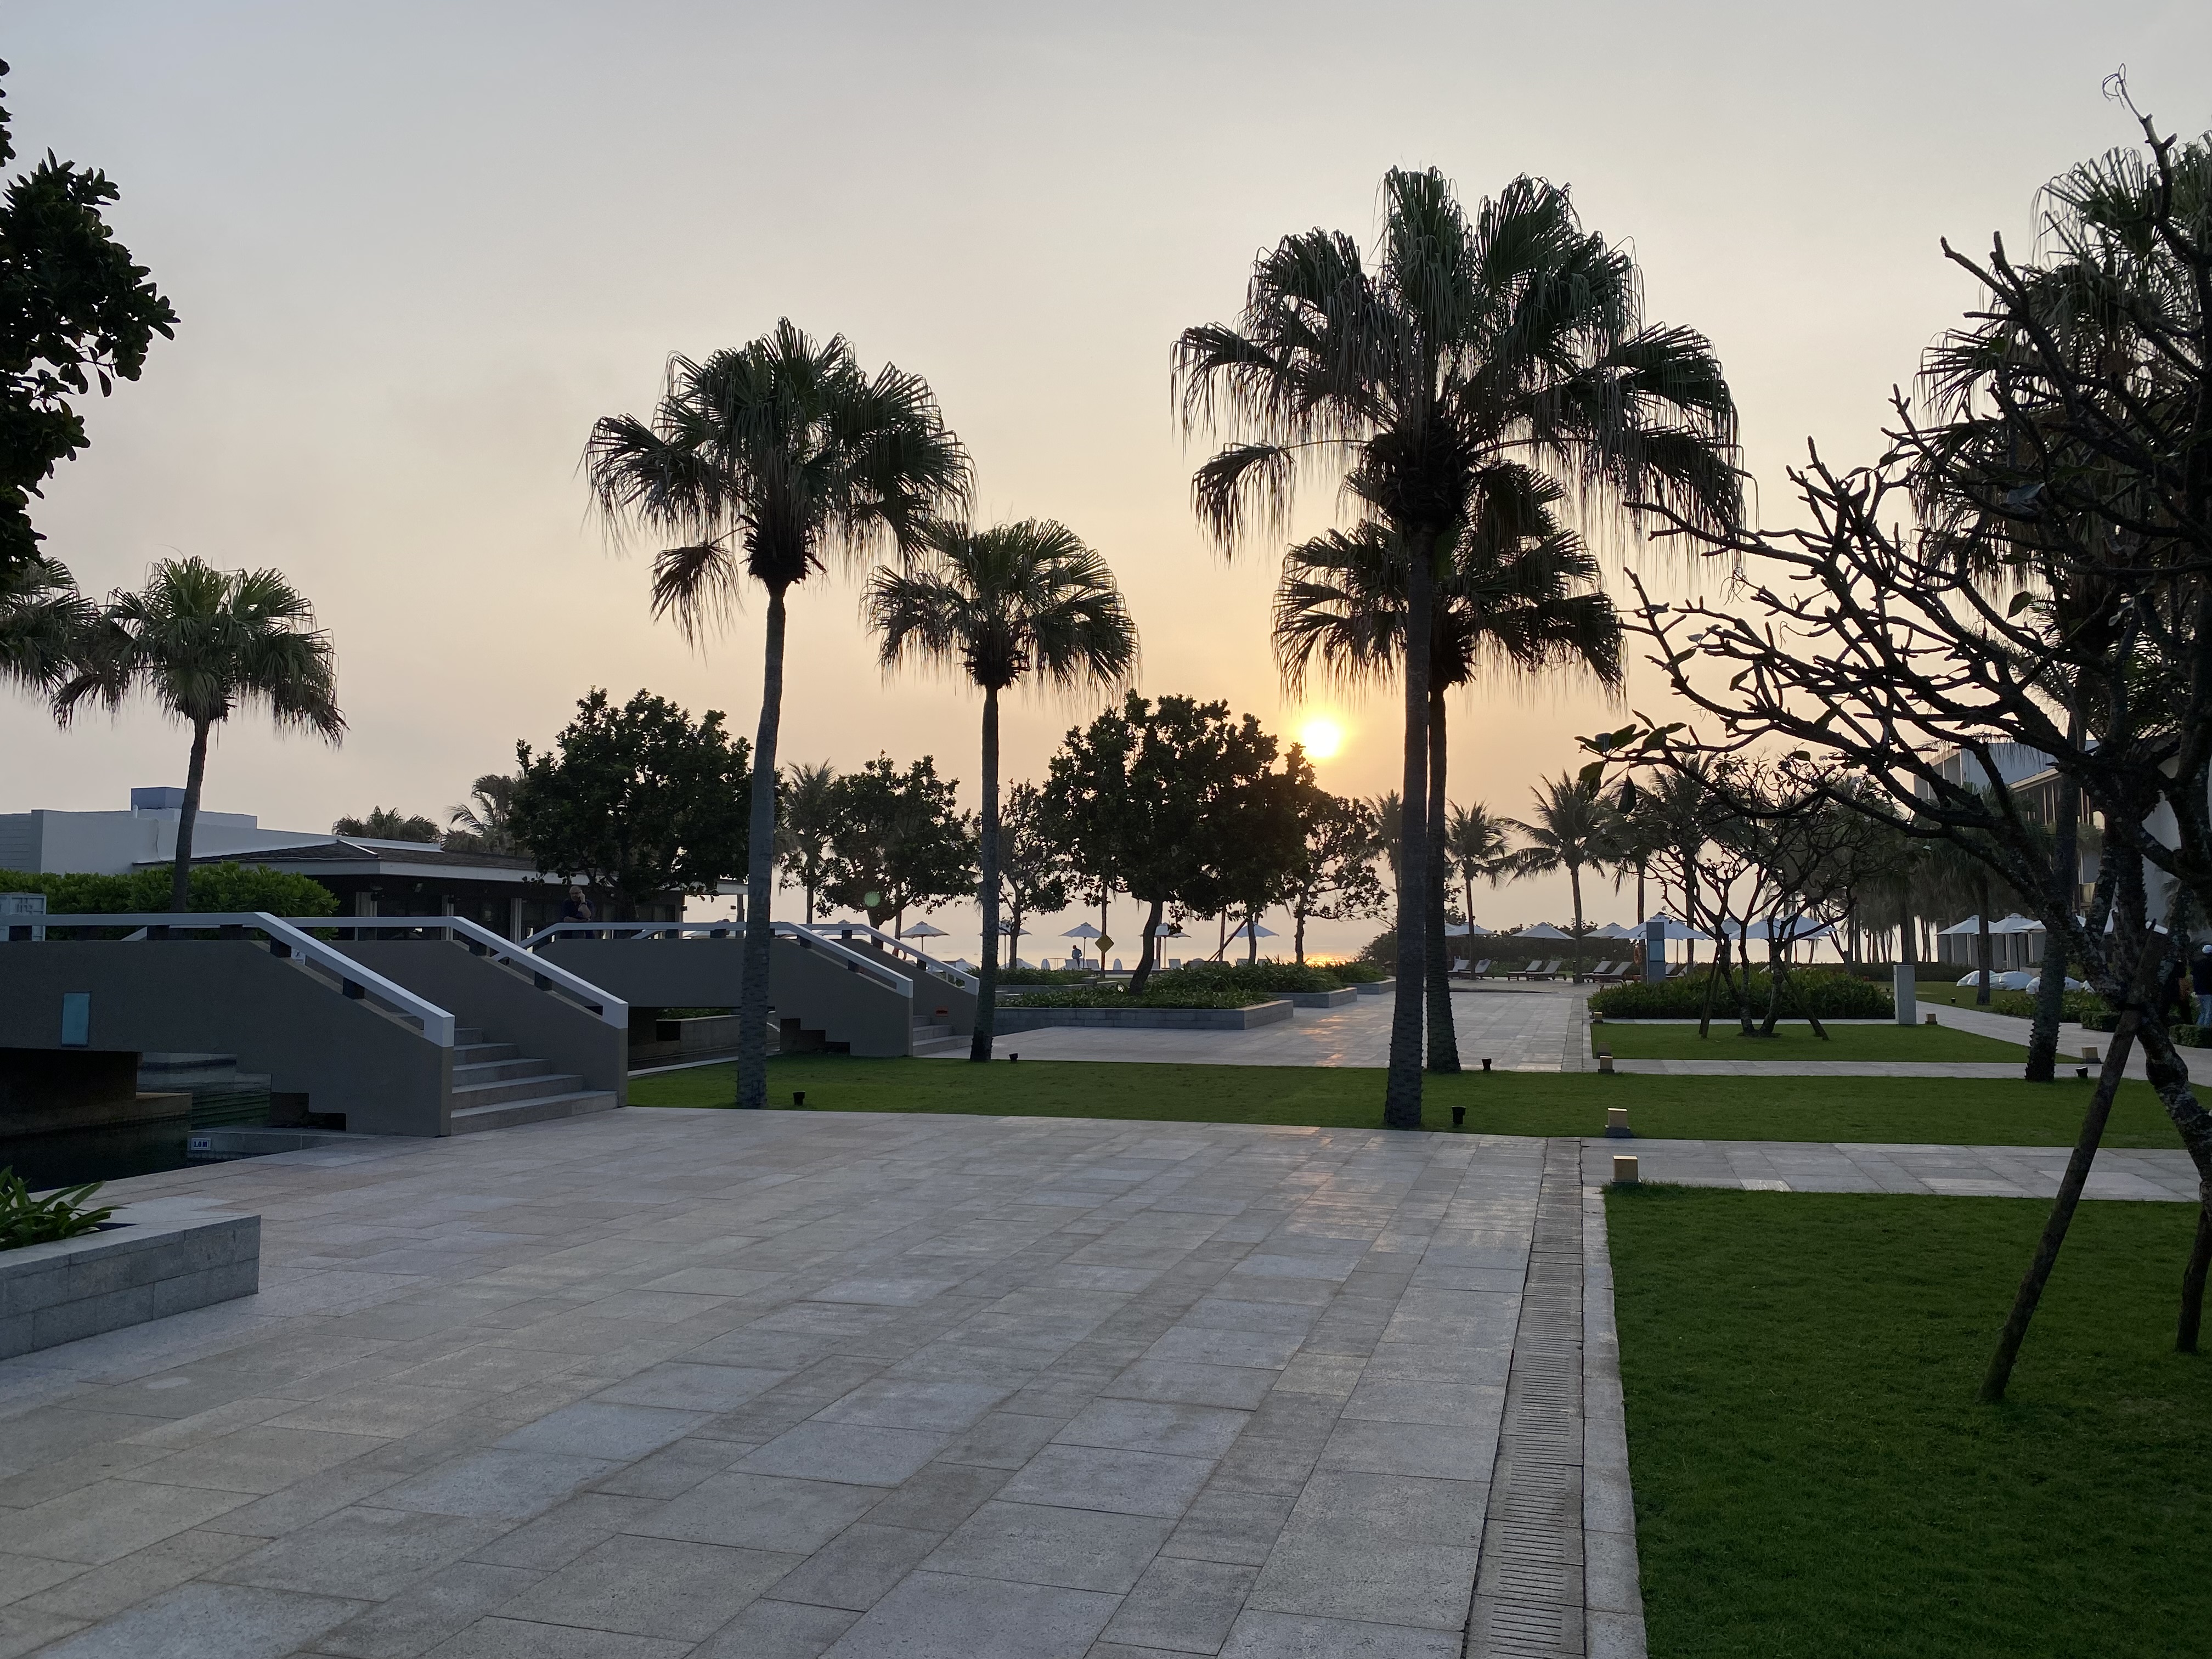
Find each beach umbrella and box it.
[1226,921,1278,939]
[1443,921,1489,937]
[1594,922,1636,939]
[904,921,949,940]
[1062,923,1102,939]
[1639,915,1712,942]
[1517,922,1572,940]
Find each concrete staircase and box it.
[911,1014,967,1057]
[449,1026,619,1133]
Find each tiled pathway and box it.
[0,1109,1617,1659]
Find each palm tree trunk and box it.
[1425,687,1459,1074]
[736,586,789,1110]
[2028,740,2082,1082]
[1246,906,1259,964]
[1294,905,1307,967]
[1567,861,1585,985]
[970,685,1001,1062]
[1385,532,1435,1129]
[1976,894,1993,1006]
[169,718,213,913]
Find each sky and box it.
[4,1,2208,958]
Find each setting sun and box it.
[1297,718,1344,760]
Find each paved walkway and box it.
[0,1109,1640,1659]
[951,983,1592,1072]
[1592,1137,2200,1200]
[1924,1000,2204,1082]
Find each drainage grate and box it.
[1466,1138,1587,1657]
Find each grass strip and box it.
[1592,1021,2025,1062]
[628,1057,2182,1148]
[1607,1186,2211,1657]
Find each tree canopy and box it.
[821,755,974,932]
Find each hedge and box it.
[1590,968,1893,1020]
[0,864,339,918]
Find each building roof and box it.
[151,837,558,885]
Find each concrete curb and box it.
[990,999,1295,1033]
[1583,1178,1649,1657]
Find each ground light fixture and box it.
[1451,1106,1466,1127]
[793,1091,806,1107]
[1612,1154,1640,1184]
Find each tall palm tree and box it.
[1446,802,1509,939]
[1276,466,1622,1069]
[1506,774,1620,983]
[866,519,1137,1060]
[57,557,342,910]
[585,321,970,1109]
[774,760,839,924]
[447,772,522,856]
[1180,168,1739,1126]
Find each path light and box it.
[1482,1058,1492,1072]
[1606,1107,1631,1138]
[1925,1013,1938,1025]
[2082,1045,2100,1063]
[793,1091,806,1107]
[1612,1154,1640,1184]
[1451,1106,1465,1127]
[1009,1053,1019,1063]
[1597,1054,1615,1074]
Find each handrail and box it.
[521,920,743,947]
[284,916,629,1030]
[22,912,456,1046]
[812,919,980,995]
[520,916,915,1000]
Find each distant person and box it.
[559,887,594,935]
[2192,943,2212,1043]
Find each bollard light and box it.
[2082,1045,2100,1063]
[1482,1057,1492,1072]
[1451,1105,1466,1128]
[1924,1012,1937,1025]
[1009,1052,1020,1063]
[1607,1107,1630,1133]
[1598,1055,1615,1074]
[1612,1154,1639,1184]
[793,1091,806,1107]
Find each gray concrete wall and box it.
[541,935,913,1057]
[0,942,447,1136]
[0,1202,259,1358]
[992,1000,1294,1032]
[340,942,626,1103]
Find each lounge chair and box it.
[1524,958,1566,980]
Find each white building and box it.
[0,787,336,876]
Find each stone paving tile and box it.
[1,1111,1555,1656]
[1601,1136,2199,1199]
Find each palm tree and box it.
[1276,466,1622,1069]
[774,760,839,924]
[1446,802,1509,940]
[447,772,522,855]
[57,558,342,910]
[867,520,1137,1060]
[1506,774,1620,983]
[585,321,970,1109]
[2,555,93,698]
[334,807,439,842]
[1180,168,1739,1126]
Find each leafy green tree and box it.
[1284,793,1386,966]
[585,320,969,1108]
[510,688,751,917]
[445,773,522,855]
[1186,739,1321,964]
[0,59,177,576]
[333,808,440,843]
[821,755,974,935]
[1277,464,1621,1068]
[1506,774,1621,981]
[1179,166,1738,1126]
[997,781,1071,966]
[866,518,1136,1057]
[0,862,337,918]
[1043,693,1295,995]
[774,760,839,924]
[56,558,342,911]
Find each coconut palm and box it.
[1276,465,1622,1069]
[867,520,1137,1060]
[774,760,839,924]
[1506,774,1621,983]
[585,321,970,1109]
[1180,168,1739,1125]
[446,773,522,856]
[1446,802,1509,938]
[56,557,342,910]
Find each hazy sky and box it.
[4,2,2206,954]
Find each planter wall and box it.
[993,1000,1294,1033]
[1,1199,259,1359]
[1285,987,1359,1008]
[1353,979,1395,996]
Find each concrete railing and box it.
[19,912,456,1045]
[286,916,626,1029]
[810,920,980,995]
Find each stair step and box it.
[913,1034,969,1057]
[450,1090,620,1134]
[453,1042,521,1065]
[454,1028,486,1047]
[454,1070,582,1108]
[453,1057,556,1085]
[911,1023,953,1042]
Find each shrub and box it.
[1160,961,1344,993]
[1589,968,1893,1020]
[0,1170,114,1252]
[0,864,338,919]
[1359,929,1396,966]
[1984,988,2112,1025]
[1326,960,1388,984]
[996,966,1096,985]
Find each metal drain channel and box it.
[1466,1138,1587,1657]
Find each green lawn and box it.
[1593,1020,2026,1062]
[628,1056,2182,1148]
[1609,1186,2211,1658]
